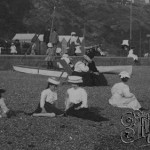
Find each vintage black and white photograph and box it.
[0,0,150,149]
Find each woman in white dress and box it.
[10,43,17,55]
[27,77,63,116]
[109,71,143,111]
[64,76,108,122]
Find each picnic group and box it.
[0,52,146,121]
[0,27,146,121]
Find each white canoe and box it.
[13,65,132,77]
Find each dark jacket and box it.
[43,30,50,44]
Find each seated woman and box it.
[109,71,144,111]
[72,58,93,86]
[28,77,63,117]
[84,53,108,86]
[58,53,74,70]
[64,76,108,122]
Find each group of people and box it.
[0,70,146,121]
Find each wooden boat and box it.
[13,65,132,77]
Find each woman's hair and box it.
[46,82,56,89]
[121,77,129,82]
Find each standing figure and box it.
[127,47,139,63]
[10,43,17,55]
[109,71,144,111]
[68,32,79,56]
[50,28,59,56]
[30,42,36,55]
[43,27,51,45]
[45,43,55,69]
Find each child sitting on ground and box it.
[109,71,145,111]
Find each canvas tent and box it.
[12,33,44,55]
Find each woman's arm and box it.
[64,92,71,111]
[123,87,134,98]
[40,91,46,108]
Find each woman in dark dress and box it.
[72,58,93,86]
[85,52,108,86]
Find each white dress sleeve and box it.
[80,63,89,72]
[122,85,134,98]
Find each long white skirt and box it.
[109,94,141,110]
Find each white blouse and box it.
[111,82,133,98]
[74,61,89,72]
[10,45,17,54]
[40,89,57,108]
[66,87,88,108]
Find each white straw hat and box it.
[71,32,76,36]
[121,40,129,46]
[48,77,60,85]
[68,76,83,83]
[47,43,53,48]
[119,71,130,79]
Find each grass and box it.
[0,66,150,150]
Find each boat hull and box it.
[13,65,132,77]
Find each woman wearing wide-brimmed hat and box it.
[45,43,55,69]
[64,76,108,122]
[28,77,63,117]
[72,55,93,86]
[84,53,108,86]
[109,71,144,111]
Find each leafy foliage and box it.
[1,0,150,54]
